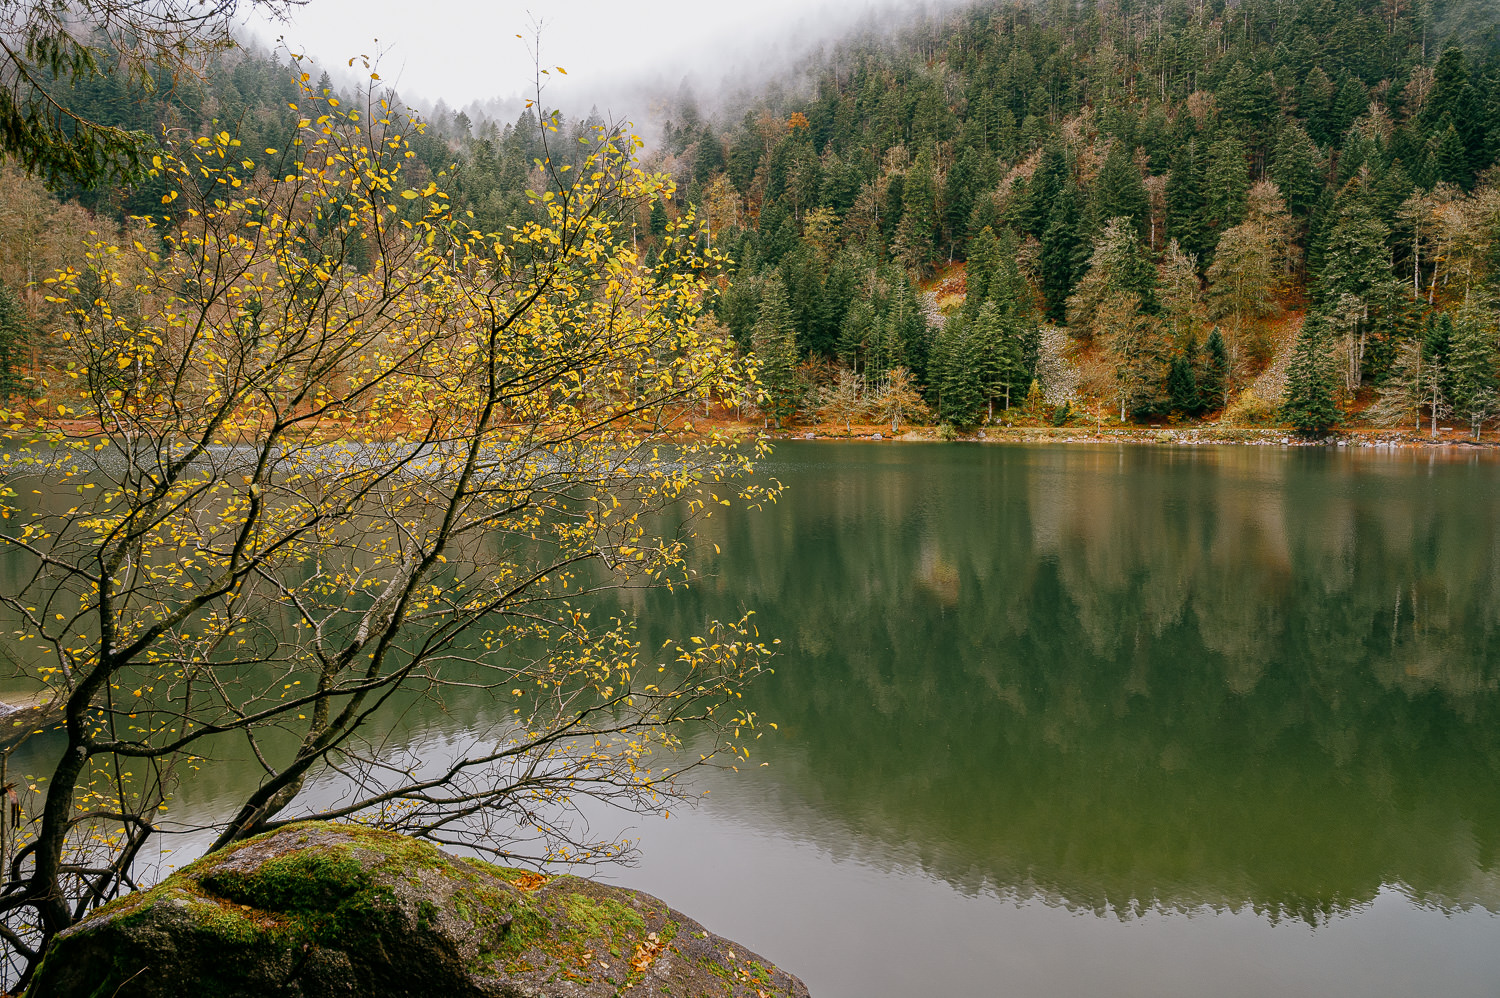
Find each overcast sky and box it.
[246,0,941,113]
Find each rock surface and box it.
[28,822,809,998]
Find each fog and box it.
[244,0,968,130]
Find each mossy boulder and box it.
[28,822,809,998]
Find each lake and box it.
[588,441,1500,997]
[9,440,1500,996]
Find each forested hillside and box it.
[644,0,1500,433]
[3,0,1500,433]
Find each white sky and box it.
[245,0,938,114]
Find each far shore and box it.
[17,410,1500,454]
[760,422,1500,451]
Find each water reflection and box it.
[612,443,1500,925]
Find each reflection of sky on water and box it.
[591,772,1500,998]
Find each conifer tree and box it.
[965,226,1003,312]
[0,286,27,400]
[1042,181,1089,322]
[935,312,988,427]
[1282,312,1341,433]
[1203,137,1252,249]
[1270,124,1323,223]
[1067,218,1159,338]
[752,273,802,425]
[1166,136,1210,261]
[894,151,938,271]
[838,299,874,372]
[1202,327,1230,411]
[1167,354,1199,415]
[1367,338,1425,430]
[1094,142,1150,240]
[1446,301,1499,438]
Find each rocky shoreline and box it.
[772,425,1500,450]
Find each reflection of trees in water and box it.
[619,444,1500,923]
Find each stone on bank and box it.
[27,822,809,998]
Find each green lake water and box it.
[9,440,1500,995]
[588,441,1500,997]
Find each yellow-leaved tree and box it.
[0,73,776,984]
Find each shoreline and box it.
[16,412,1500,453]
[762,424,1500,450]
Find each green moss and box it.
[556,893,645,943]
[201,847,369,914]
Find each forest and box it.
[3,0,1500,434]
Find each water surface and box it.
[591,442,1500,997]
[12,441,1500,996]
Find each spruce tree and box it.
[1281,312,1341,434]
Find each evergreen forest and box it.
[5,0,1500,434]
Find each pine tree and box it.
[751,273,802,426]
[1281,312,1341,434]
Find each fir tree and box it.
[965,226,1003,312]
[1270,124,1323,222]
[1166,136,1210,261]
[751,273,802,426]
[1318,181,1391,314]
[1446,302,1499,438]
[1042,182,1089,322]
[1202,327,1230,411]
[935,313,989,427]
[1281,312,1342,434]
[1203,137,1251,249]
[1167,354,1199,415]
[1093,142,1150,240]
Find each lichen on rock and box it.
[26,822,809,998]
